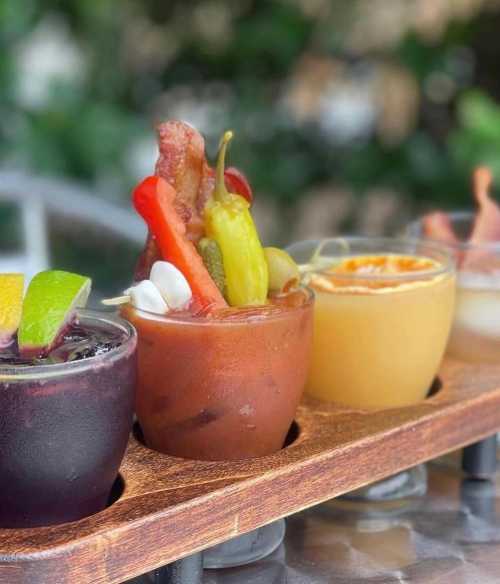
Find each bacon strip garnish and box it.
[135,122,207,280]
[422,166,500,270]
[462,167,500,270]
[469,167,500,244]
[154,121,208,241]
[134,121,252,281]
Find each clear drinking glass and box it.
[286,237,455,500]
[124,289,314,566]
[0,311,136,528]
[408,212,500,363]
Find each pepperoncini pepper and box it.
[205,131,268,306]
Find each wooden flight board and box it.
[1,358,500,584]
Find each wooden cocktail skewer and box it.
[101,295,130,306]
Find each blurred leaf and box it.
[457,90,500,140]
[1,0,500,251]
[449,90,500,186]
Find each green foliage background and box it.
[3,0,500,293]
[3,1,500,201]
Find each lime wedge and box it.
[18,270,91,356]
[0,274,24,348]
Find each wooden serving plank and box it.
[1,359,500,584]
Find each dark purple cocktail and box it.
[0,310,136,528]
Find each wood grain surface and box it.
[1,358,500,584]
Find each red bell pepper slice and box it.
[133,176,227,311]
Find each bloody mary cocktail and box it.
[112,121,313,566]
[112,122,313,464]
[126,289,312,460]
[409,211,500,363]
[408,169,500,363]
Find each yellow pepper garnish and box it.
[205,131,268,306]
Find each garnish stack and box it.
[115,121,300,316]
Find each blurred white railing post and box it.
[21,195,50,278]
[0,170,146,281]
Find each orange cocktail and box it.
[288,238,455,410]
[125,289,313,460]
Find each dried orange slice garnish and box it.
[329,254,437,275]
[309,254,442,292]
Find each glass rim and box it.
[287,236,455,282]
[409,210,500,252]
[126,285,314,326]
[0,309,137,381]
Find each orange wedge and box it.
[0,274,24,347]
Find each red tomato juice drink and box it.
[109,120,313,566]
[113,122,314,463]
[126,289,313,460]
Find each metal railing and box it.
[0,170,145,281]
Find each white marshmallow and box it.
[150,261,192,310]
[125,280,168,314]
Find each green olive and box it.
[264,247,300,292]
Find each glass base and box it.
[342,465,427,502]
[203,519,286,569]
